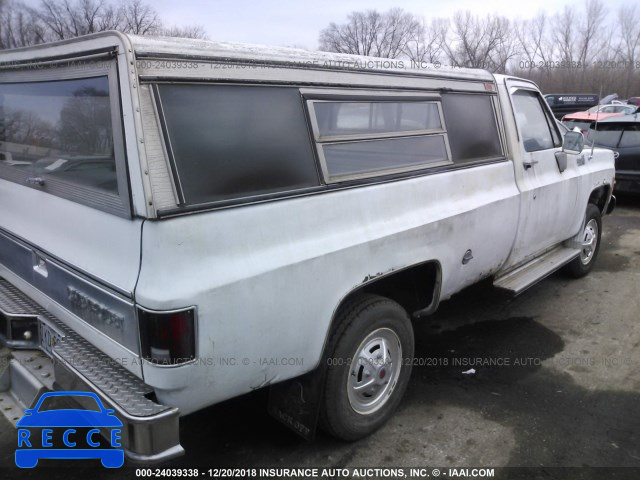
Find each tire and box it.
[564,204,602,278]
[319,294,414,441]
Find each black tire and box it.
[319,294,414,441]
[564,204,602,278]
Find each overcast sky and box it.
[20,0,632,48]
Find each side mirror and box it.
[562,131,584,154]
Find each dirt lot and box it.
[1,197,639,479]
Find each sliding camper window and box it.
[307,98,451,182]
[155,84,320,206]
[0,61,130,217]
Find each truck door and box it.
[501,80,581,269]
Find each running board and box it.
[494,247,581,295]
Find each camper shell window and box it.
[0,60,130,217]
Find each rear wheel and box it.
[320,294,414,440]
[564,204,602,278]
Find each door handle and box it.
[523,160,539,170]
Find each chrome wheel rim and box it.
[347,327,402,415]
[580,219,598,265]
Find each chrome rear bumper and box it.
[0,277,183,463]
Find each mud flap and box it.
[606,195,616,215]
[267,367,326,441]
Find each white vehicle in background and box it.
[586,104,638,114]
[0,32,615,462]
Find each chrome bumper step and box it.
[0,277,184,463]
[0,351,54,425]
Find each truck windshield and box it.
[0,76,117,193]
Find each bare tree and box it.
[442,11,516,72]
[546,1,610,91]
[404,18,444,63]
[492,20,520,72]
[615,5,640,97]
[553,6,576,65]
[319,8,424,59]
[0,0,208,49]
[512,13,559,88]
[319,10,383,56]
[121,0,158,35]
[578,0,607,64]
[158,24,208,40]
[378,9,422,59]
[0,0,47,48]
[35,0,118,39]
[313,1,637,92]
[617,5,640,66]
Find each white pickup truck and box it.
[0,32,615,463]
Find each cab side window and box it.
[512,90,558,152]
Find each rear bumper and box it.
[0,277,184,464]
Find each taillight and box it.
[138,308,196,365]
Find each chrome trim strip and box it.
[0,269,142,377]
[0,225,131,297]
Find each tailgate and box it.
[0,51,144,371]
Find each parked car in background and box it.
[586,104,638,115]
[562,111,625,135]
[545,93,599,119]
[627,97,640,107]
[587,114,640,194]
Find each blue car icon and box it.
[15,391,124,468]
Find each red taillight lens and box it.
[138,308,195,365]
